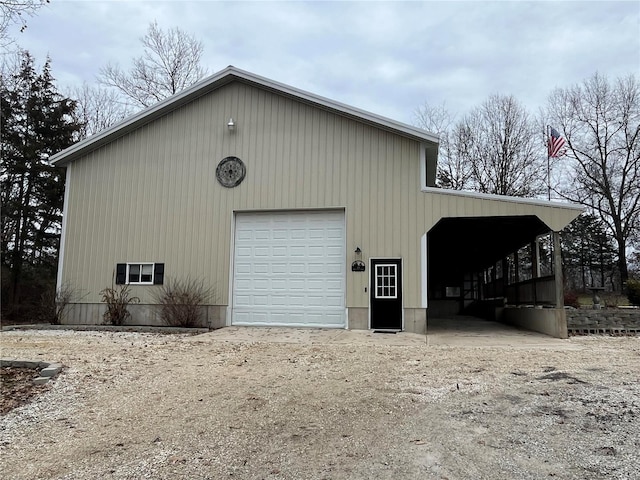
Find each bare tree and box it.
[414,102,472,190]
[415,96,545,196]
[458,94,545,196]
[99,21,208,109]
[547,72,640,286]
[0,48,21,83]
[0,0,48,46]
[69,82,130,139]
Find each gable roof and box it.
[50,66,439,166]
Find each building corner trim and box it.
[56,164,72,291]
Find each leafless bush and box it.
[38,282,84,324]
[154,278,213,328]
[100,284,139,326]
[603,293,626,308]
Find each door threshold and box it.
[372,329,401,334]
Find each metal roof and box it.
[421,186,584,212]
[50,66,439,166]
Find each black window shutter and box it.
[115,264,126,284]
[153,263,164,285]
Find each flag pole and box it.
[546,125,551,201]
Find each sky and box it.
[5,0,640,126]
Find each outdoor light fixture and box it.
[352,247,365,272]
[227,118,235,131]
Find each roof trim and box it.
[51,66,439,165]
[421,186,585,211]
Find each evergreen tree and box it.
[561,214,618,292]
[1,51,81,318]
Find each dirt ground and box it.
[0,329,638,480]
[0,367,51,415]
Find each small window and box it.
[495,261,503,280]
[115,263,164,285]
[445,286,461,298]
[128,263,153,284]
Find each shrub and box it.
[564,291,580,308]
[154,278,213,328]
[627,279,640,306]
[100,284,139,326]
[37,282,83,324]
[602,293,626,308]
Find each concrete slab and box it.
[427,316,581,349]
[192,322,580,350]
[194,326,428,347]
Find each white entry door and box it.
[232,211,346,328]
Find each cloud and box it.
[8,0,639,125]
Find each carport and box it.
[426,215,567,338]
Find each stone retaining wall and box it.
[0,358,63,384]
[566,308,640,332]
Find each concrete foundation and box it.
[347,308,368,330]
[404,308,427,334]
[502,307,568,339]
[62,304,427,334]
[63,303,226,329]
[347,307,426,334]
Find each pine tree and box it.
[1,51,81,319]
[561,214,618,292]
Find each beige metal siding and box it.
[61,81,580,311]
[63,82,422,307]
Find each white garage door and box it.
[232,211,346,328]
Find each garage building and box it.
[51,67,582,337]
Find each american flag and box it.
[547,126,566,158]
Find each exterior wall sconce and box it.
[227,118,236,131]
[352,246,365,271]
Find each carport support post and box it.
[553,231,564,308]
[513,250,519,304]
[532,239,540,278]
[502,257,509,297]
[531,240,539,305]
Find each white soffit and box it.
[422,186,584,230]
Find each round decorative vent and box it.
[216,156,246,188]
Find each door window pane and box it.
[375,264,397,299]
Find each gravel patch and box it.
[0,329,638,479]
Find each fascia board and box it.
[51,66,439,165]
[421,186,585,211]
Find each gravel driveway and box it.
[1,328,638,479]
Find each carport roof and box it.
[422,187,583,232]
